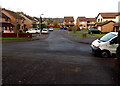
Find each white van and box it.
[91,32,118,58]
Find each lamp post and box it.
[39,14,44,35]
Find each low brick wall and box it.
[0,33,32,38]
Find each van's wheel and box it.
[101,51,111,58]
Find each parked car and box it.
[88,27,102,34]
[41,28,49,34]
[91,32,118,58]
[49,27,54,31]
[26,28,40,33]
[60,26,68,30]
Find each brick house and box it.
[113,22,120,32]
[63,16,74,27]
[19,13,34,31]
[76,17,96,29]
[2,8,25,33]
[95,21,115,32]
[96,12,120,32]
[0,12,14,33]
[96,13,120,22]
[86,18,96,28]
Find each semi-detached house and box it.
[2,8,25,33]
[96,12,120,32]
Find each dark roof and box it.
[96,21,115,26]
[97,12,120,19]
[77,17,96,22]
[86,18,96,22]
[0,12,10,19]
[77,17,87,21]
[64,16,74,22]
[2,8,24,20]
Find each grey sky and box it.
[0,0,120,19]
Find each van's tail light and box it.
[93,45,99,48]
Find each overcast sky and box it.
[0,0,120,19]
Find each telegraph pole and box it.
[39,14,44,35]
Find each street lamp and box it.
[39,14,44,35]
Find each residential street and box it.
[2,30,118,84]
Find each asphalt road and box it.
[2,30,118,85]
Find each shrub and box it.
[72,26,78,33]
[32,22,37,28]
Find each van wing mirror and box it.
[110,41,114,45]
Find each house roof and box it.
[2,8,24,20]
[96,21,115,26]
[0,12,10,19]
[97,12,120,19]
[64,16,74,22]
[86,18,96,22]
[77,17,87,21]
[18,12,38,22]
[77,17,96,22]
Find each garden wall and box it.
[0,33,32,38]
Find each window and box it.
[98,19,100,22]
[110,37,118,44]
[100,33,117,42]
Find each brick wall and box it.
[101,22,115,32]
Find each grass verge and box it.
[0,37,27,39]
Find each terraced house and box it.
[2,8,25,33]
[96,12,120,32]
[0,12,14,33]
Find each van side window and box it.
[111,37,118,44]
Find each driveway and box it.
[2,30,118,84]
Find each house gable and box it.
[96,12,120,22]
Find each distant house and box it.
[63,16,74,27]
[96,12,120,32]
[76,17,96,29]
[2,8,25,33]
[86,18,96,28]
[95,21,115,32]
[0,12,14,33]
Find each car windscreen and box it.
[100,33,117,42]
